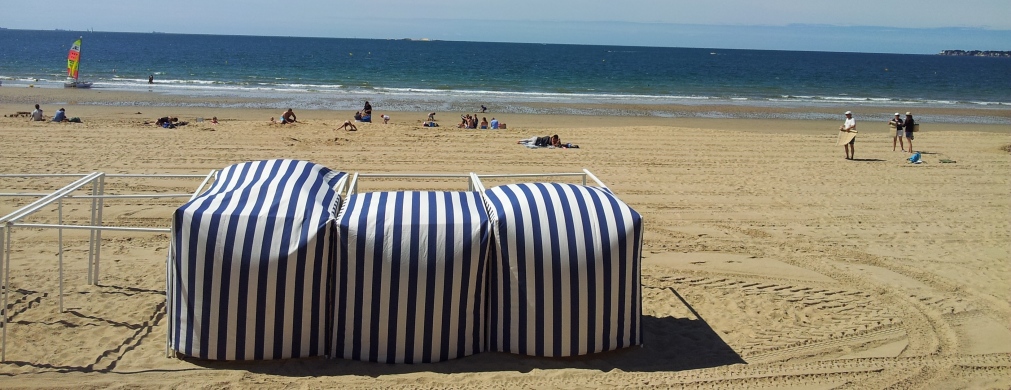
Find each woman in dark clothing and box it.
[903,112,916,152]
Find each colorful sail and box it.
[67,38,81,80]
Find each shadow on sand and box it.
[850,158,886,162]
[183,288,744,376]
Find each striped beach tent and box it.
[483,183,643,357]
[332,191,490,363]
[168,159,347,360]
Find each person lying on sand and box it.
[518,134,578,148]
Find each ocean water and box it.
[1,29,1009,123]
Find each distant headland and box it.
[938,50,1010,58]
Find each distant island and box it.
[938,50,1010,58]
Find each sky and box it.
[2,0,1009,53]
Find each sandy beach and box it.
[1,88,1009,388]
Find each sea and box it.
[2,29,1009,124]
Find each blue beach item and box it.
[169,159,347,360]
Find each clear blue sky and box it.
[3,0,1009,53]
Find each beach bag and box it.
[68,117,82,123]
[913,124,920,132]
[908,152,922,164]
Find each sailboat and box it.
[64,37,93,88]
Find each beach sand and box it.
[1,88,1009,388]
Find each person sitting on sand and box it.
[337,120,358,131]
[480,117,489,129]
[354,111,362,121]
[156,116,179,128]
[30,104,44,121]
[52,108,68,122]
[490,117,499,129]
[211,116,218,124]
[280,108,297,124]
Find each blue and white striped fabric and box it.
[168,159,346,360]
[483,183,643,357]
[332,191,490,363]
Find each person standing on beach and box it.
[149,74,154,84]
[363,101,372,116]
[903,112,916,152]
[889,113,905,152]
[840,111,856,160]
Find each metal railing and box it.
[0,171,215,361]
[1,168,607,362]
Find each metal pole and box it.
[58,199,64,313]
[87,179,98,285]
[2,224,11,362]
[166,222,173,358]
[0,224,5,362]
[93,175,105,285]
[12,224,170,233]
[188,170,217,202]
[582,169,609,190]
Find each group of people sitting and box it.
[27,104,79,123]
[353,111,371,123]
[352,101,376,123]
[458,114,503,129]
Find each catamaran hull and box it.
[64,81,93,88]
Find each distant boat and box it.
[64,37,93,89]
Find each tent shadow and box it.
[183,314,744,376]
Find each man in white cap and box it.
[840,111,857,160]
[889,113,906,152]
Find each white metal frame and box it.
[346,169,607,195]
[0,171,216,362]
[1,168,607,363]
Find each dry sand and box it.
[0,88,1009,388]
